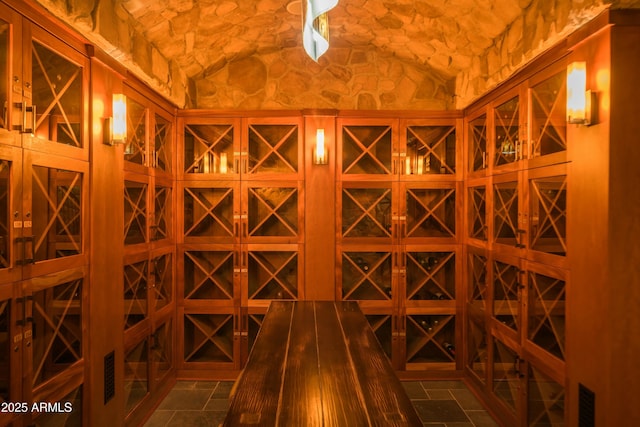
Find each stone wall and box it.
[455,0,640,108]
[32,0,193,107]
[195,46,455,110]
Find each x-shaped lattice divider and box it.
[248,188,297,236]
[32,44,81,147]
[470,254,488,302]
[124,340,147,387]
[471,120,487,166]
[342,188,391,237]
[184,251,233,300]
[124,183,147,240]
[153,187,169,240]
[185,125,232,173]
[184,313,233,361]
[32,279,82,386]
[470,188,486,239]
[495,100,520,164]
[530,178,567,253]
[124,261,147,324]
[153,324,172,365]
[126,107,146,159]
[406,189,456,237]
[494,186,518,238]
[408,126,456,174]
[492,342,519,402]
[468,322,487,365]
[249,125,297,173]
[493,263,519,328]
[531,80,567,153]
[342,126,391,174]
[249,252,297,299]
[528,370,565,425]
[155,120,170,169]
[343,253,391,300]
[407,252,454,299]
[528,274,565,358]
[184,187,233,237]
[407,314,455,361]
[152,255,171,303]
[32,170,82,255]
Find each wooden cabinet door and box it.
[0,3,24,147]
[22,24,89,160]
[20,150,88,280]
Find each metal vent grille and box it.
[578,383,595,427]
[104,351,115,404]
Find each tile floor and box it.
[143,380,500,427]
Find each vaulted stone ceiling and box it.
[33,0,640,109]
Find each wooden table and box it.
[223,301,423,426]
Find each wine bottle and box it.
[444,342,456,356]
[419,319,433,332]
[354,256,369,272]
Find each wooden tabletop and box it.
[223,301,423,426]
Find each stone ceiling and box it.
[32,0,640,109]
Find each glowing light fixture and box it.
[313,128,328,165]
[302,0,338,61]
[567,62,596,125]
[104,94,127,145]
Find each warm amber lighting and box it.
[302,0,338,61]
[567,62,595,125]
[313,128,328,165]
[112,94,127,142]
[104,94,127,145]
[219,152,228,173]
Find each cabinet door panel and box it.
[27,25,88,159]
[25,270,84,390]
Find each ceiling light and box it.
[302,0,338,61]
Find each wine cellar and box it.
[1,0,640,426]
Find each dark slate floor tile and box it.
[172,381,198,390]
[157,389,213,411]
[413,400,470,423]
[426,389,454,400]
[212,381,234,398]
[423,423,446,427]
[466,410,501,427]
[421,380,467,390]
[165,410,225,427]
[195,381,220,390]
[143,410,175,427]
[451,388,485,410]
[204,398,230,412]
[403,381,428,399]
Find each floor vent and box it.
[104,351,115,404]
[578,383,595,427]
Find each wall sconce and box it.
[567,62,596,125]
[104,94,127,145]
[313,128,328,165]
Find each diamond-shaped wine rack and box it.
[247,187,298,237]
[494,96,520,166]
[248,251,298,300]
[493,260,520,332]
[528,271,565,360]
[124,259,148,329]
[406,314,456,363]
[530,176,567,256]
[342,125,392,175]
[183,314,234,363]
[405,188,456,238]
[530,71,567,158]
[183,250,234,300]
[183,187,234,238]
[406,251,455,300]
[342,187,392,238]
[342,252,392,300]
[248,124,298,174]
